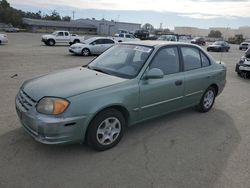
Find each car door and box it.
[101,39,115,52]
[55,31,65,43]
[90,39,103,54]
[180,46,214,106]
[139,46,185,120]
[64,32,70,42]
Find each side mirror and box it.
[144,68,164,79]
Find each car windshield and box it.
[88,44,153,79]
[213,41,223,45]
[81,38,96,44]
[245,48,250,58]
[157,35,176,41]
[52,31,58,35]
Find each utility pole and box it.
[72,11,75,20]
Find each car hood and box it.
[70,43,87,48]
[240,42,250,45]
[22,67,127,101]
[42,34,53,39]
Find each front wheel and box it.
[87,109,125,151]
[82,48,91,56]
[48,39,55,46]
[196,87,216,113]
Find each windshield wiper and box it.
[88,66,110,75]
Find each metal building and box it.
[22,18,141,36]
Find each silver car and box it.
[69,37,116,56]
[0,34,8,44]
[239,39,250,50]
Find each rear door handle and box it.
[175,80,183,86]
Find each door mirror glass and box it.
[144,68,164,79]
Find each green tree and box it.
[142,23,154,32]
[208,30,222,38]
[62,16,71,21]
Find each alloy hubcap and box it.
[83,49,89,56]
[96,117,121,145]
[203,90,214,109]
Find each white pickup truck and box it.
[113,33,140,42]
[41,31,84,46]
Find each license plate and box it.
[239,66,250,71]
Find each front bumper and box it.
[41,38,48,43]
[68,48,82,55]
[235,63,250,72]
[16,96,89,144]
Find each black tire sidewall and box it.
[82,48,90,56]
[87,109,125,151]
[48,39,55,46]
[198,87,216,113]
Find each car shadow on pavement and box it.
[0,108,240,188]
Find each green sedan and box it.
[15,41,226,151]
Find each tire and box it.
[87,109,126,151]
[81,48,91,56]
[48,39,55,46]
[0,40,1,45]
[196,86,216,113]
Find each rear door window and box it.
[181,47,202,71]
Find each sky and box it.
[8,0,250,29]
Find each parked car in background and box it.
[235,47,250,77]
[239,39,250,50]
[41,31,84,46]
[207,41,230,52]
[5,27,20,32]
[191,37,206,46]
[157,35,178,41]
[69,37,116,56]
[16,41,226,151]
[113,33,140,42]
[134,30,149,40]
[0,34,8,44]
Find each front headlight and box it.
[240,56,246,63]
[37,97,69,115]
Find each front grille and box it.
[17,90,37,111]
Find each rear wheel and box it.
[82,48,91,56]
[196,87,216,113]
[0,40,1,45]
[87,109,125,151]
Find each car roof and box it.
[87,37,114,40]
[121,40,198,48]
